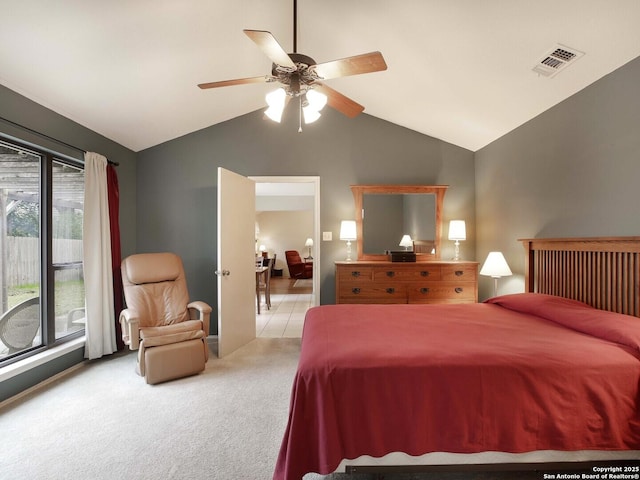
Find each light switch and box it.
[323,231,332,241]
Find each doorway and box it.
[250,176,320,337]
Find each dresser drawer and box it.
[337,266,374,283]
[407,265,442,281]
[339,285,407,304]
[372,267,415,282]
[373,265,442,282]
[441,264,477,282]
[407,282,476,304]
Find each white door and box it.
[216,167,256,357]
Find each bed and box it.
[273,237,640,480]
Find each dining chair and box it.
[256,257,273,314]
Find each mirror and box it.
[351,185,448,261]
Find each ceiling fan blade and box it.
[198,76,269,89]
[312,51,387,80]
[314,83,364,118]
[243,30,296,69]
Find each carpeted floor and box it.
[1,338,301,480]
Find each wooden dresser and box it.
[335,261,478,304]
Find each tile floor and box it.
[256,291,315,337]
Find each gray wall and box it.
[475,56,640,300]
[0,84,138,402]
[137,106,476,329]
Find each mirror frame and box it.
[351,184,448,261]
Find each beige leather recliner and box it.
[120,252,211,384]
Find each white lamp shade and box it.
[302,90,327,124]
[302,107,321,124]
[480,252,513,278]
[399,234,413,248]
[339,220,357,241]
[264,88,286,122]
[305,238,313,247]
[306,89,327,110]
[266,87,286,106]
[448,220,466,241]
[264,105,284,123]
[259,245,266,252]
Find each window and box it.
[0,138,84,364]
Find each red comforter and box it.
[273,294,640,480]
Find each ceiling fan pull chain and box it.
[298,96,303,133]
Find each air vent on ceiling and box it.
[532,44,584,78]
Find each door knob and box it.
[214,269,230,276]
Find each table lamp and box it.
[339,220,357,261]
[305,237,314,259]
[448,220,466,261]
[480,251,512,297]
[399,235,413,251]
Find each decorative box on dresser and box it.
[335,261,478,304]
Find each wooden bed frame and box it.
[521,237,640,318]
[343,236,640,476]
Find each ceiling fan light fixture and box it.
[265,106,284,123]
[264,88,286,122]
[266,87,286,107]
[302,107,321,124]
[306,89,327,111]
[198,0,387,129]
[301,89,327,124]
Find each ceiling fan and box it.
[197,0,387,127]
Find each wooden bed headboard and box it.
[520,237,640,318]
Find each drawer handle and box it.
[386,288,395,294]
[420,287,430,294]
[420,271,430,277]
[351,271,361,277]
[352,287,361,294]
[455,287,463,293]
[455,270,464,277]
[386,271,395,277]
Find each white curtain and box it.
[83,152,117,359]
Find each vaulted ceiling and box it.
[1,1,639,153]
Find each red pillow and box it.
[486,293,640,353]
